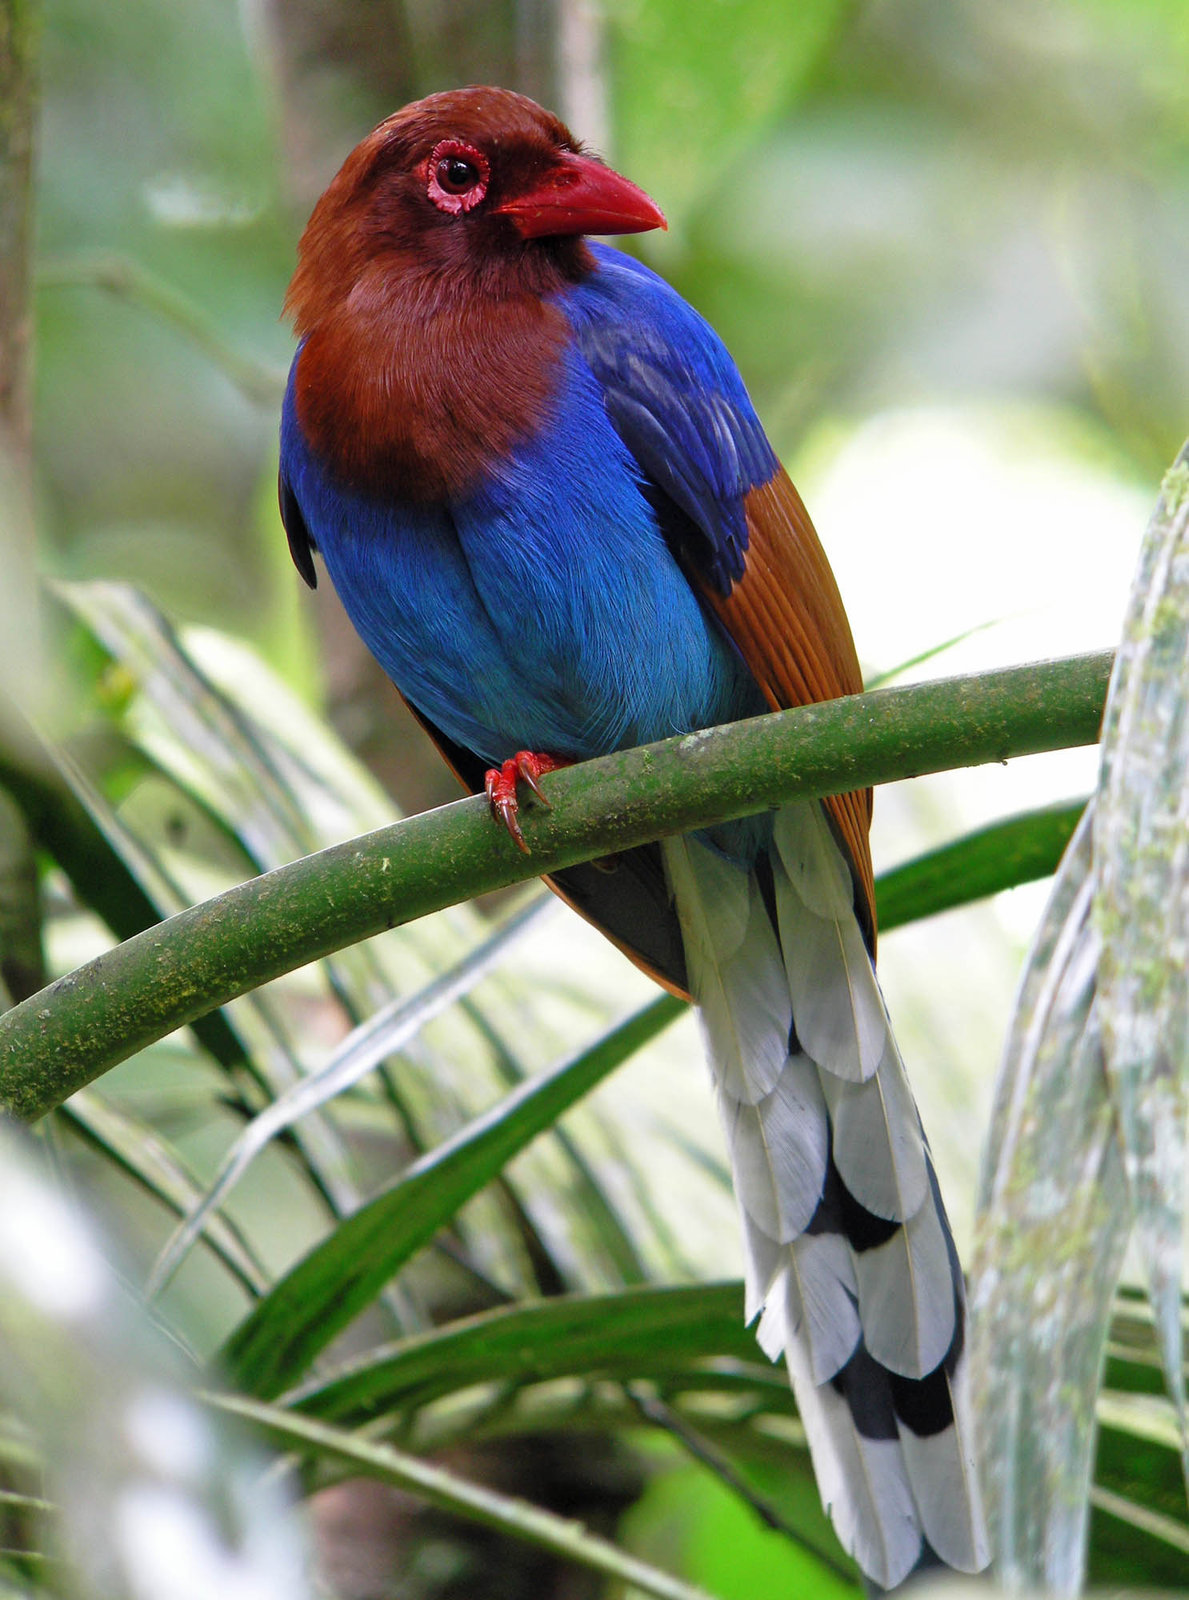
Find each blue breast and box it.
[280,339,761,767]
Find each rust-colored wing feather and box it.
[697,469,876,945]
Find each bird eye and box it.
[427,139,491,215]
[437,156,479,194]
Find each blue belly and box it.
[281,349,762,767]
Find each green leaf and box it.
[59,1087,269,1298]
[1090,1484,1189,1561]
[1091,1298,1189,1584]
[45,739,252,1073]
[1091,1392,1189,1583]
[145,894,550,1299]
[863,621,1001,689]
[970,809,1131,1592]
[46,741,368,1232]
[285,1283,780,1425]
[58,583,327,870]
[875,799,1087,931]
[1095,449,1189,1485]
[1104,1287,1189,1384]
[220,995,684,1397]
[0,790,43,1005]
[0,723,247,1072]
[622,1455,858,1600]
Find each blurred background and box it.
[4,0,1189,1594]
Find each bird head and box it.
[285,86,666,334]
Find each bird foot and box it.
[484,751,567,853]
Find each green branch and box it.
[0,650,1111,1122]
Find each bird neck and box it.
[291,242,590,504]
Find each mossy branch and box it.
[0,650,1111,1122]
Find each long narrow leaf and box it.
[863,619,1000,688]
[60,1088,269,1298]
[0,792,43,1004]
[875,799,1087,931]
[1105,1289,1189,1379]
[47,604,387,1229]
[220,995,684,1397]
[285,1283,781,1424]
[47,742,366,1226]
[209,1392,718,1600]
[1090,1485,1189,1558]
[0,728,248,1075]
[970,809,1132,1594]
[1097,1390,1184,1454]
[60,584,319,863]
[1094,451,1189,1485]
[146,895,551,1298]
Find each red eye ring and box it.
[427,139,490,215]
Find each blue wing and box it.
[559,242,779,594]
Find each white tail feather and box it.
[779,905,887,1080]
[752,1230,862,1381]
[786,1343,923,1589]
[783,1235,862,1382]
[852,1199,956,1378]
[716,1056,828,1241]
[665,837,789,1101]
[899,1365,988,1568]
[773,803,854,918]
[739,1211,784,1324]
[662,811,989,1588]
[773,809,887,1079]
[819,1047,928,1220]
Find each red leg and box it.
[484,751,568,853]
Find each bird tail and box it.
[662,806,989,1590]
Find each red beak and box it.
[495,151,666,239]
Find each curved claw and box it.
[485,759,530,852]
[514,751,554,808]
[483,751,567,854]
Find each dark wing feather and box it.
[280,467,318,590]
